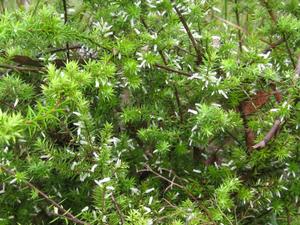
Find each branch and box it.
[262,38,285,54]
[252,55,300,149]
[155,64,191,77]
[252,119,281,149]
[260,0,296,68]
[283,33,296,69]
[110,193,125,224]
[1,166,89,225]
[174,85,184,123]
[296,55,300,77]
[260,0,277,23]
[141,165,190,196]
[0,64,45,73]
[234,0,243,53]
[46,45,82,54]
[62,0,70,60]
[171,1,203,65]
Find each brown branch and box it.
[252,55,300,149]
[141,165,189,196]
[11,55,43,67]
[0,64,45,73]
[174,85,184,123]
[234,0,243,53]
[260,0,277,23]
[62,0,70,60]
[238,94,255,152]
[155,64,191,77]
[262,38,285,54]
[174,45,197,57]
[260,0,296,68]
[296,55,300,77]
[110,193,125,224]
[252,82,283,149]
[283,33,296,69]
[253,119,281,149]
[1,166,89,225]
[46,45,82,54]
[140,17,186,122]
[171,1,203,65]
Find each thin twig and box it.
[110,193,125,224]
[260,0,295,68]
[140,17,186,122]
[62,0,70,60]
[171,0,203,65]
[142,165,189,196]
[262,38,285,54]
[213,15,285,53]
[260,0,277,23]
[283,33,296,69]
[155,64,191,77]
[1,166,89,225]
[46,45,82,54]
[225,130,244,147]
[213,15,247,34]
[174,85,184,123]
[234,0,243,53]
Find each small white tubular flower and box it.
[95,177,111,186]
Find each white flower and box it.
[81,206,89,212]
[145,188,155,194]
[95,177,111,186]
[90,164,98,172]
[80,173,90,182]
[193,169,201,174]
[130,187,140,195]
[188,109,198,115]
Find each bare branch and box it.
[253,119,281,149]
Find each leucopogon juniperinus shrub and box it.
[0,0,300,224]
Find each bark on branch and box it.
[253,119,281,149]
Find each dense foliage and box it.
[0,0,300,224]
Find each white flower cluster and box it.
[93,18,113,37]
